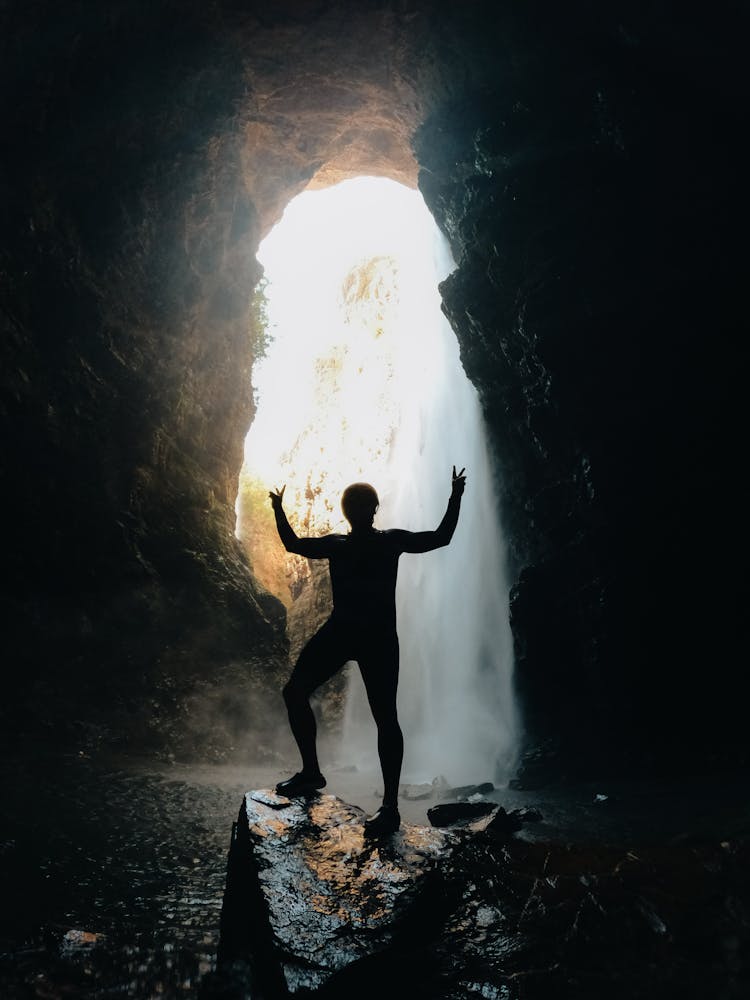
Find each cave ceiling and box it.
[234,3,423,235]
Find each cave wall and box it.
[0,0,434,753]
[415,3,747,773]
[1,0,746,771]
[1,1,285,751]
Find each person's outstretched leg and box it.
[359,634,402,834]
[277,620,348,796]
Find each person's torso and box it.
[326,530,402,626]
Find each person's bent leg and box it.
[278,621,348,794]
[282,675,322,778]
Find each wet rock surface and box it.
[220,785,750,998]
[1,755,748,998]
[431,833,750,1000]
[428,800,498,827]
[221,791,451,995]
[0,753,248,999]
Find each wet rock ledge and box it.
[217,789,749,999]
[219,790,454,997]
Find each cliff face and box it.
[1,1,745,770]
[0,0,429,753]
[414,7,746,770]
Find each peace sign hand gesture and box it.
[269,484,286,510]
[451,465,467,497]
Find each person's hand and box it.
[269,485,286,510]
[451,465,466,497]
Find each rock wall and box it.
[0,0,430,753]
[1,2,284,750]
[415,3,747,772]
[1,0,746,771]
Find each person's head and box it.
[341,482,379,530]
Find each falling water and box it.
[336,204,517,787]
[241,178,517,788]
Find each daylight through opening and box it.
[237,177,517,784]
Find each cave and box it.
[2,0,747,994]
[3,0,744,772]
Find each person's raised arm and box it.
[398,466,466,554]
[269,485,296,549]
[269,485,334,558]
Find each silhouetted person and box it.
[269,466,466,837]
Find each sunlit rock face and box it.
[2,0,745,771]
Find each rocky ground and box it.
[1,750,748,998]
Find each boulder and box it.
[427,801,497,827]
[220,790,452,996]
[217,790,747,999]
[479,806,544,842]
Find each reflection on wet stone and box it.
[4,760,748,998]
[222,791,450,994]
[219,788,750,999]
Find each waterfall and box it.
[337,203,518,787]
[241,177,517,788]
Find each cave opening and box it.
[236,177,518,785]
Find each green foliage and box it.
[249,275,273,361]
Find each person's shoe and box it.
[275,771,326,797]
[364,804,401,838]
